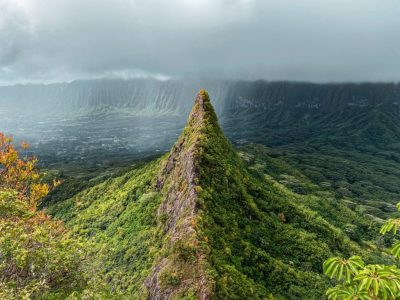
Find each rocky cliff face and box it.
[0,79,230,116]
[145,90,217,299]
[1,79,399,116]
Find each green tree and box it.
[323,203,400,300]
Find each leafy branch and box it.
[323,202,400,300]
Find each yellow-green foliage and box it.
[0,190,86,299]
[45,91,394,299]
[323,203,400,299]
[48,159,164,297]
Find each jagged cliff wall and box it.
[2,79,400,163]
[1,79,400,116]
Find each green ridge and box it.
[48,90,390,299]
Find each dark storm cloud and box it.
[0,0,400,84]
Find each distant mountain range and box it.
[1,79,400,165]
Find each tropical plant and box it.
[323,255,364,283]
[323,202,400,300]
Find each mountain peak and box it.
[194,89,210,107]
[184,89,221,137]
[190,89,216,118]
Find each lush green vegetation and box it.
[41,91,397,299]
[48,159,163,297]
[5,89,400,299]
[322,203,400,299]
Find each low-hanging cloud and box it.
[0,0,400,85]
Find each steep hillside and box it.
[1,80,399,117]
[222,81,400,149]
[48,90,391,299]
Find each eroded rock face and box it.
[145,90,216,300]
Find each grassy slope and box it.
[48,159,164,297]
[189,95,385,299]
[47,91,394,299]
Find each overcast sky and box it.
[0,0,399,85]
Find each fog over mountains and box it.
[2,79,400,165]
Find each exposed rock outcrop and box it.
[145,90,220,299]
